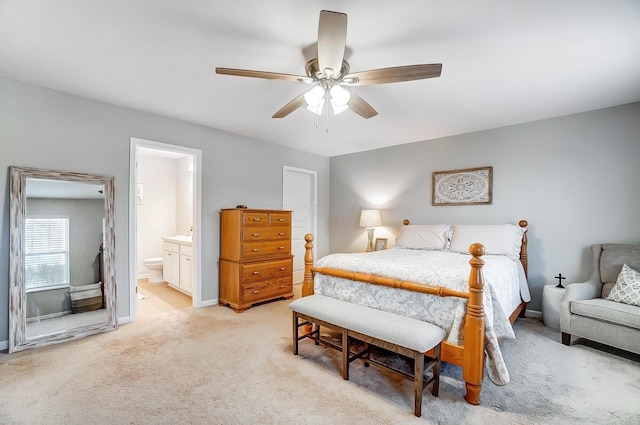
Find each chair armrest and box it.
[559,280,603,332]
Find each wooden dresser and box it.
[219,208,294,312]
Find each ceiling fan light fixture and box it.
[304,85,326,116]
[306,102,325,116]
[330,100,349,115]
[329,85,350,106]
[304,85,324,107]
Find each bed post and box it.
[463,243,486,406]
[518,220,528,276]
[302,233,315,297]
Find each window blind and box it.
[25,217,70,290]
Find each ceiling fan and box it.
[216,10,442,119]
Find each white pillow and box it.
[606,264,640,307]
[395,224,451,250]
[448,224,525,260]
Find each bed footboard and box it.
[301,234,487,405]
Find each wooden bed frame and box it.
[301,219,528,406]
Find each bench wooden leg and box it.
[431,344,441,397]
[292,312,299,355]
[342,328,349,380]
[414,351,424,417]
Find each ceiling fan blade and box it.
[317,10,347,77]
[216,68,312,84]
[343,64,442,86]
[272,93,307,118]
[348,91,378,119]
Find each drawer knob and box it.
[252,271,260,275]
[278,246,285,250]
[278,232,285,236]
[252,290,260,294]
[278,218,285,222]
[252,233,260,237]
[279,267,286,271]
[253,217,262,221]
[279,285,285,288]
[252,248,260,252]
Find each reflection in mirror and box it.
[9,167,117,353]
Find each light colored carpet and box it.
[1,290,639,425]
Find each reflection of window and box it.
[25,217,70,290]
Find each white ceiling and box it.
[27,178,104,199]
[1,1,639,157]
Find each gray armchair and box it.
[560,243,640,355]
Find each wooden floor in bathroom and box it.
[137,279,192,318]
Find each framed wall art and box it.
[432,166,493,206]
[374,238,388,251]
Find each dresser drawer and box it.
[242,241,291,258]
[242,278,292,304]
[242,226,289,242]
[270,213,290,226]
[243,212,269,226]
[241,259,292,283]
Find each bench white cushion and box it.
[289,295,445,353]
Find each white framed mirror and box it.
[9,166,117,353]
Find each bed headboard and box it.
[402,219,528,276]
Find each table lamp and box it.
[359,209,382,252]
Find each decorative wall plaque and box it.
[432,166,493,205]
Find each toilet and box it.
[143,258,164,283]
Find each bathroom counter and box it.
[162,236,192,246]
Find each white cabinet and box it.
[178,244,193,295]
[163,240,192,296]
[163,242,180,287]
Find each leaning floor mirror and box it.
[9,166,117,353]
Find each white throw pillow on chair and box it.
[607,264,640,307]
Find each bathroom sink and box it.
[163,235,192,244]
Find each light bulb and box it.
[330,100,349,115]
[304,86,325,107]
[329,85,350,106]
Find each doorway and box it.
[128,138,203,322]
[283,166,317,284]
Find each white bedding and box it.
[313,247,529,385]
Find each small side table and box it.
[542,285,565,330]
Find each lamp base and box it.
[366,228,375,252]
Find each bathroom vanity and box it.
[162,236,193,296]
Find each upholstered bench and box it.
[289,294,446,417]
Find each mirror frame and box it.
[9,166,117,353]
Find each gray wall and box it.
[0,77,331,343]
[329,102,640,311]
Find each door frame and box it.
[282,166,317,283]
[128,137,203,322]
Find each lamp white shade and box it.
[359,209,382,228]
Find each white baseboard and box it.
[118,316,132,325]
[199,298,218,307]
[26,310,72,323]
[0,339,8,351]
[526,309,542,318]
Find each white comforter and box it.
[313,248,526,385]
